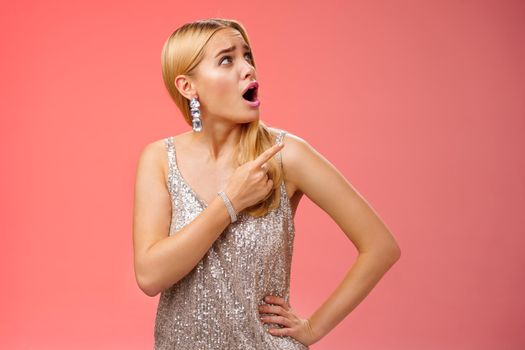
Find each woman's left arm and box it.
[283,133,402,343]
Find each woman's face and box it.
[188,28,260,124]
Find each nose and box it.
[241,59,256,80]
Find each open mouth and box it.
[242,86,258,102]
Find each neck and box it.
[191,119,244,163]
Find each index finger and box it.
[253,142,285,167]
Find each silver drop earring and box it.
[189,96,202,132]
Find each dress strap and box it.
[164,136,176,195]
[275,130,287,167]
[274,130,293,217]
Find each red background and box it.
[1,0,524,349]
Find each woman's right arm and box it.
[132,141,232,297]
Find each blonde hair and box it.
[160,18,284,218]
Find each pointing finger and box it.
[253,143,284,168]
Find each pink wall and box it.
[1,0,524,349]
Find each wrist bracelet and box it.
[217,191,237,223]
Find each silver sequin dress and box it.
[154,129,309,350]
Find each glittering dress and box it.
[153,129,308,350]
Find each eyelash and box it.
[220,52,254,65]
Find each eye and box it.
[219,55,232,65]
[219,52,254,65]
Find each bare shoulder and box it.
[279,131,311,190]
[136,136,173,188]
[137,132,192,181]
[265,127,311,197]
[138,137,166,166]
[137,139,164,173]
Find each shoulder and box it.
[266,127,303,145]
[276,130,310,163]
[138,137,170,164]
[138,132,191,161]
[266,127,311,161]
[266,126,311,158]
[266,127,316,192]
[135,134,184,186]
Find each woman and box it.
[133,18,401,349]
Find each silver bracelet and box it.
[217,191,237,223]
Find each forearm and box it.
[140,196,233,296]
[308,247,401,341]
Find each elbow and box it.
[373,246,400,267]
[135,258,165,297]
[387,241,401,263]
[383,234,401,262]
[360,240,401,262]
[137,271,183,297]
[141,284,160,298]
[391,246,401,262]
[366,243,401,264]
[136,273,161,297]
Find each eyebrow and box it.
[215,43,251,58]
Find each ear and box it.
[174,74,198,100]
